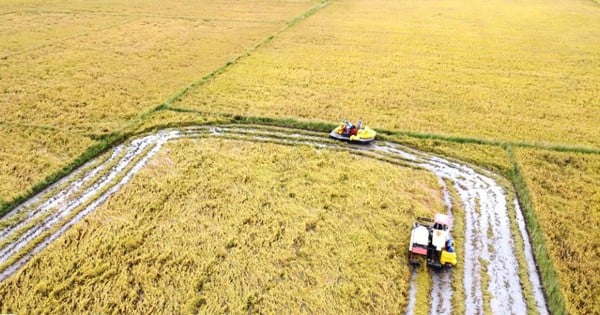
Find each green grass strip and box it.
[506,146,567,315]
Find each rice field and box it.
[0,138,444,313]
[175,0,600,148]
[0,0,598,314]
[1,16,284,133]
[0,124,93,204]
[515,148,600,315]
[0,0,320,208]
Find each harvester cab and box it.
[408,214,457,268]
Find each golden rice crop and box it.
[515,148,600,315]
[0,18,276,134]
[0,138,445,313]
[414,269,432,314]
[0,0,320,134]
[0,0,318,23]
[175,0,600,147]
[0,124,93,204]
[0,0,320,203]
[0,12,128,57]
[1,0,598,313]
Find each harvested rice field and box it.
[0,126,551,314]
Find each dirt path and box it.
[0,126,548,314]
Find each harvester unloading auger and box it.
[408,214,457,267]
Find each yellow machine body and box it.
[440,250,457,266]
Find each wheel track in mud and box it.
[0,125,548,314]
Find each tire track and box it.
[429,179,454,315]
[0,146,124,240]
[0,126,548,314]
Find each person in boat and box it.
[446,239,455,253]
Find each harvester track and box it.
[0,125,548,314]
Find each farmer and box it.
[446,239,455,253]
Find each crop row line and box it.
[0,137,161,280]
[0,132,125,217]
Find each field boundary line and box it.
[1,17,138,60]
[506,146,567,315]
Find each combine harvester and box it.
[408,214,457,268]
[330,119,376,144]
